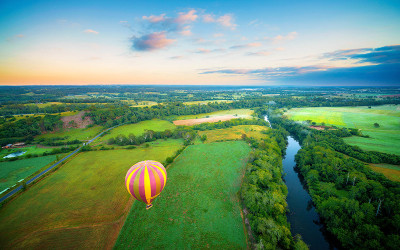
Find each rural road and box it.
[0,124,120,203]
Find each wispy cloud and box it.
[6,34,25,42]
[131,32,176,51]
[264,31,298,43]
[230,42,262,50]
[202,13,237,30]
[84,29,99,35]
[200,45,400,85]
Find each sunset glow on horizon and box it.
[1,0,399,86]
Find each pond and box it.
[3,151,26,159]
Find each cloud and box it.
[213,33,224,38]
[175,10,198,24]
[143,14,167,23]
[131,32,176,51]
[202,13,237,30]
[230,42,262,50]
[264,31,297,43]
[200,45,400,85]
[179,26,192,36]
[6,34,25,42]
[194,47,226,54]
[84,29,99,35]
[324,45,400,64]
[247,51,271,56]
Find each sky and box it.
[0,0,399,86]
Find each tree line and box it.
[269,113,400,249]
[241,125,308,249]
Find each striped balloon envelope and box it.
[125,160,167,209]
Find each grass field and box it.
[368,163,400,182]
[174,108,254,120]
[183,100,233,105]
[198,125,268,143]
[0,139,183,249]
[115,141,251,249]
[36,125,103,142]
[285,105,400,155]
[0,146,52,159]
[0,155,59,192]
[99,119,176,142]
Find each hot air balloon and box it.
[125,160,167,209]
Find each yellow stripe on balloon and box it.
[144,166,151,204]
[125,166,140,196]
[149,163,167,186]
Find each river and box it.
[265,115,335,249]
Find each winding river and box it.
[265,115,335,249]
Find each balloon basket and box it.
[146,204,153,210]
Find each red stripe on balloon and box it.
[138,166,147,204]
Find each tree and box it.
[374,123,380,128]
[200,134,207,143]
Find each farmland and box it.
[0,155,59,192]
[35,125,103,142]
[115,141,251,249]
[99,119,176,142]
[0,139,183,249]
[284,105,400,155]
[173,109,254,125]
[368,163,400,182]
[198,125,268,143]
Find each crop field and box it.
[0,139,183,249]
[174,108,254,120]
[368,163,400,182]
[115,141,250,249]
[198,125,268,143]
[36,125,103,142]
[173,109,254,125]
[0,155,58,192]
[183,100,233,105]
[99,119,176,142]
[285,105,400,155]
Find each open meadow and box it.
[0,139,183,249]
[99,119,176,142]
[173,109,254,125]
[368,163,400,182]
[284,105,400,155]
[115,141,251,249]
[35,125,103,142]
[198,125,268,143]
[0,155,59,192]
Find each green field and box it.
[0,155,59,192]
[115,141,250,249]
[183,100,233,105]
[0,146,54,159]
[0,139,183,249]
[285,105,400,155]
[36,125,103,142]
[368,163,400,182]
[174,108,254,120]
[99,119,176,142]
[198,125,268,143]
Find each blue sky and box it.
[0,0,399,85]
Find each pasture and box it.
[0,139,183,249]
[198,125,268,143]
[99,119,176,142]
[0,145,53,159]
[36,125,103,142]
[285,105,400,155]
[115,141,251,249]
[0,155,58,192]
[183,100,233,105]
[173,109,254,125]
[368,163,400,182]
